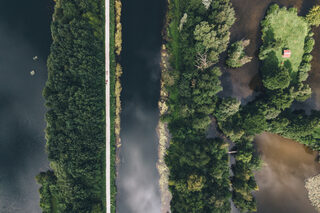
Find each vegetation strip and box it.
[37,0,107,212]
[162,0,235,211]
[157,43,172,213]
[114,0,122,166]
[109,0,122,211]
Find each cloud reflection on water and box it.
[117,101,161,213]
[0,21,49,213]
[254,133,320,213]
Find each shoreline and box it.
[113,0,122,211]
[156,43,172,213]
[108,0,122,211]
[157,1,172,211]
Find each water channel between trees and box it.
[117,0,166,212]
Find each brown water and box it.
[255,133,320,213]
[224,0,320,212]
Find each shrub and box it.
[298,70,309,82]
[288,7,298,14]
[226,40,252,68]
[267,4,279,14]
[115,0,122,55]
[299,62,311,72]
[187,175,205,192]
[302,54,313,62]
[304,37,315,53]
[179,13,188,31]
[293,83,312,101]
[306,5,320,27]
[215,97,241,122]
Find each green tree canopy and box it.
[226,40,252,68]
[306,5,320,27]
[261,53,291,90]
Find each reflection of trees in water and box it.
[249,73,263,92]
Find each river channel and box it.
[116,0,166,212]
[0,0,52,212]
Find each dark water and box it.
[0,0,52,212]
[225,0,320,212]
[117,0,166,212]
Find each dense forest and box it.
[163,0,236,211]
[37,0,108,212]
[164,1,320,212]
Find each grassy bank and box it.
[157,43,172,213]
[109,0,122,211]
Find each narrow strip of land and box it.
[105,0,111,211]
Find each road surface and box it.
[105,0,111,211]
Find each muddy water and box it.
[225,0,320,212]
[254,133,320,213]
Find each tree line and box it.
[163,0,236,212]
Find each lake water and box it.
[116,0,166,212]
[0,0,52,212]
